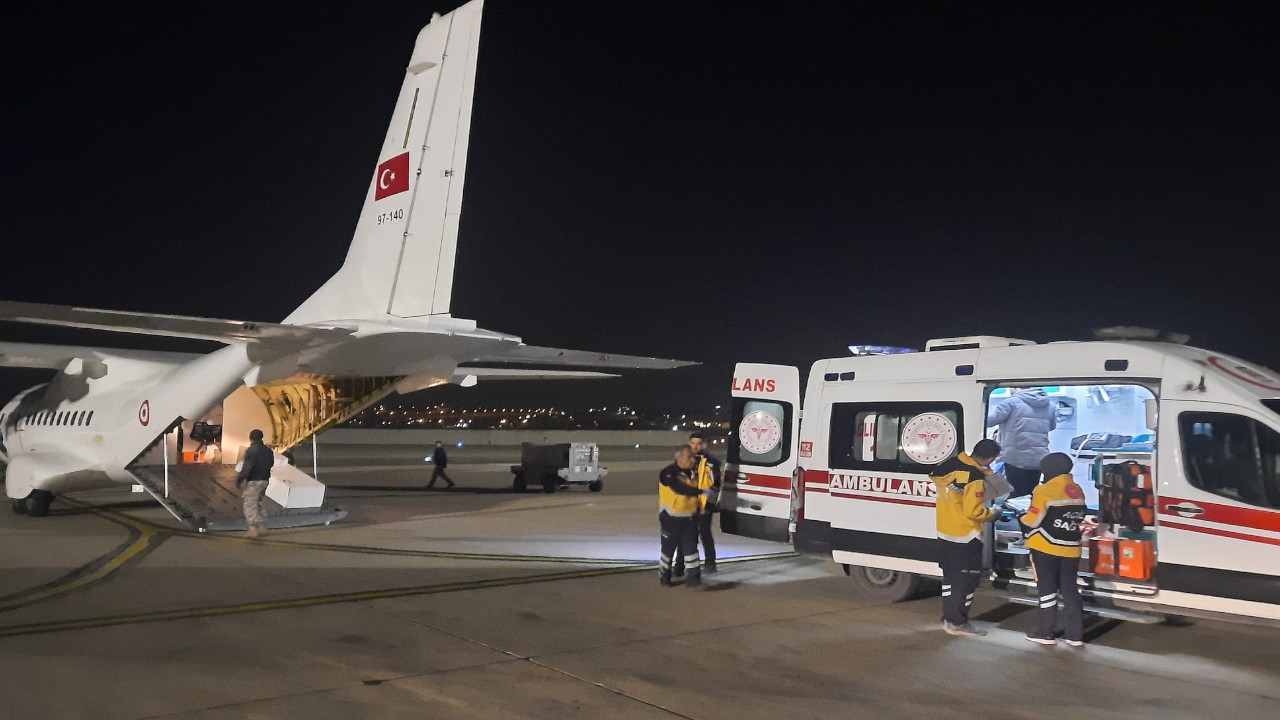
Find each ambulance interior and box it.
[985,384,1159,588]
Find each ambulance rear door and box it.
[825,372,984,579]
[722,363,801,543]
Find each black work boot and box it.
[685,567,703,588]
[659,571,673,587]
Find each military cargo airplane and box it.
[0,0,691,520]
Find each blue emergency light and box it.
[848,345,917,356]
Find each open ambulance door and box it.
[721,363,801,544]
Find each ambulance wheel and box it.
[542,474,557,493]
[588,479,603,492]
[24,490,54,518]
[513,473,527,492]
[11,498,26,515]
[846,565,921,603]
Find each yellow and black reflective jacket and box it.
[930,453,998,542]
[659,463,703,516]
[1022,473,1087,557]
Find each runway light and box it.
[457,442,465,448]
[634,444,641,449]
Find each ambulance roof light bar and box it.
[924,336,1037,351]
[848,345,918,356]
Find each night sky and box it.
[3,1,1278,410]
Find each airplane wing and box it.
[0,341,201,369]
[0,301,354,347]
[471,345,696,370]
[453,367,617,382]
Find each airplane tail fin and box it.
[286,0,483,325]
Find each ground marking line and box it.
[0,502,167,613]
[0,553,795,637]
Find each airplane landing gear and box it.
[11,498,26,515]
[23,490,54,517]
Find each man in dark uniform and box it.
[235,428,274,538]
[659,444,715,588]
[427,440,455,488]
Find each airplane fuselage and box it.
[1,344,256,501]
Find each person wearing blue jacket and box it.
[986,388,1056,498]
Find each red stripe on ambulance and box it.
[1159,496,1280,533]
[1159,520,1280,547]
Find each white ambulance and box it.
[722,333,1280,625]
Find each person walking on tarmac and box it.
[659,444,716,588]
[1021,452,1088,646]
[427,440,455,489]
[930,438,1002,637]
[235,429,274,538]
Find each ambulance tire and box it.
[542,474,557,494]
[588,479,603,492]
[24,490,54,518]
[513,473,527,492]
[845,565,921,603]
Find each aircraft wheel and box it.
[541,474,557,494]
[11,498,27,515]
[513,473,527,492]
[588,479,603,492]
[25,490,54,518]
[846,565,921,603]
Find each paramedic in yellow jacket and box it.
[930,438,1001,637]
[1021,452,1087,646]
[658,445,715,588]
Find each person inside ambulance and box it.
[1020,452,1087,647]
[930,438,1002,637]
[986,387,1056,498]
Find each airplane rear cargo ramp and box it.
[129,464,347,532]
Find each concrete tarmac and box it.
[1,444,1278,719]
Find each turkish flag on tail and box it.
[374,152,410,200]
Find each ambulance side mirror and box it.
[1144,399,1158,431]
